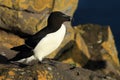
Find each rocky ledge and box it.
[0,59,119,80]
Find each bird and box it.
[8,11,71,64]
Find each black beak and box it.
[63,15,72,21]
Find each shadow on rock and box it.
[83,59,106,71]
[0,54,30,68]
[0,54,9,64]
[0,27,32,38]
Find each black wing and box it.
[25,26,51,48]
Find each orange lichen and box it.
[0,76,5,79]
[37,70,53,80]
[6,78,12,80]
[53,0,78,15]
[32,0,52,12]
[37,70,47,80]
[0,0,12,8]
[16,0,52,12]
[0,30,24,48]
[8,71,15,76]
[102,27,120,66]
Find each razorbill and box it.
[9,11,71,63]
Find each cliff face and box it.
[0,0,120,80]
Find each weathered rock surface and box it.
[0,29,24,48]
[0,59,119,80]
[76,24,119,66]
[72,24,120,75]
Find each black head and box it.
[48,11,71,25]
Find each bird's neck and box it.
[48,23,62,30]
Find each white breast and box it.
[33,24,66,61]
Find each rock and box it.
[0,60,119,80]
[0,5,49,35]
[101,27,119,66]
[73,24,120,74]
[0,0,78,35]
[0,29,24,48]
[57,27,91,67]
[52,0,78,16]
[77,24,119,65]
[0,46,17,62]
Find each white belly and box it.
[33,24,66,61]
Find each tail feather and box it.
[8,50,33,62]
[9,45,33,62]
